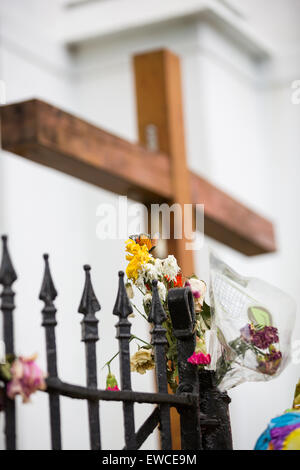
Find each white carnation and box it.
[154,258,164,275]
[162,255,180,281]
[135,274,145,290]
[142,262,159,282]
[157,281,167,302]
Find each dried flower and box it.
[242,324,279,349]
[240,324,253,342]
[257,350,282,375]
[125,282,134,299]
[130,349,155,375]
[7,354,46,403]
[187,351,211,366]
[252,326,279,349]
[185,278,206,312]
[143,293,152,306]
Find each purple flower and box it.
[257,350,282,376]
[240,324,252,342]
[252,326,279,349]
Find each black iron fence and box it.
[0,235,232,450]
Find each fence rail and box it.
[0,235,232,450]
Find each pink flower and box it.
[185,278,206,312]
[105,372,119,391]
[106,385,120,391]
[187,351,211,366]
[7,354,46,403]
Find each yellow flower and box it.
[125,239,150,282]
[130,349,155,374]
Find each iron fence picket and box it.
[148,280,172,450]
[0,236,17,450]
[39,254,62,450]
[113,271,136,450]
[78,265,101,450]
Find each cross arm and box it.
[0,99,275,256]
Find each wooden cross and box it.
[0,49,276,448]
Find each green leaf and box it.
[200,301,211,329]
[229,337,249,358]
[248,306,272,327]
[0,362,12,382]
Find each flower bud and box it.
[106,373,120,391]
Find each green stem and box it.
[136,285,147,296]
[131,335,152,347]
[101,335,152,370]
[250,344,268,357]
[102,350,121,370]
[131,303,148,320]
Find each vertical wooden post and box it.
[133,49,195,277]
[134,49,195,449]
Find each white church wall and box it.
[0,0,158,451]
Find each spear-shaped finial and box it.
[78,265,101,316]
[113,271,133,318]
[148,279,167,325]
[39,254,57,305]
[0,235,17,287]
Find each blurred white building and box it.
[0,0,299,450]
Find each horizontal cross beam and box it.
[0,99,276,255]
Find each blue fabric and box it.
[255,411,300,450]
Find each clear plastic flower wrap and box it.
[209,253,296,391]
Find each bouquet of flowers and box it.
[104,234,212,392]
[104,239,295,394]
[209,253,296,391]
